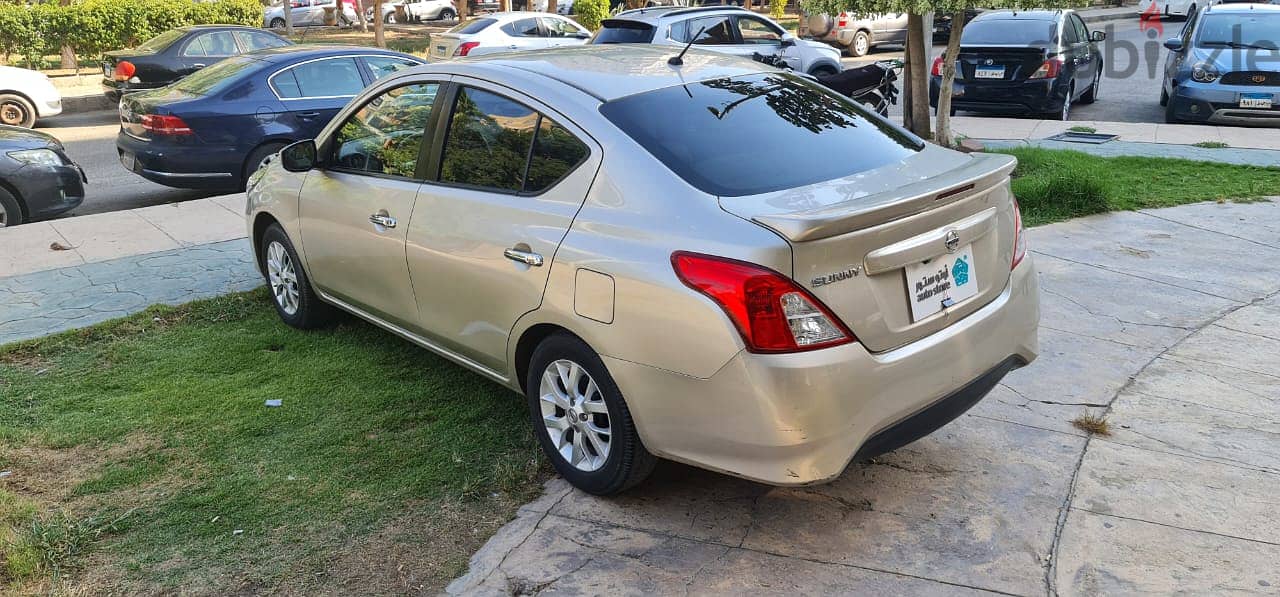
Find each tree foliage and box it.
[573,0,610,31]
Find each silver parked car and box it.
[246,46,1040,494]
[806,11,908,57]
[428,12,590,59]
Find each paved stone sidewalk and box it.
[0,239,260,345]
[448,200,1280,596]
[984,138,1280,168]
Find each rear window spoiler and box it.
[751,152,1016,242]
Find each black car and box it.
[0,125,86,227]
[117,45,423,191]
[929,10,1104,120]
[102,25,292,102]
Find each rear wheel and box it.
[526,333,655,495]
[269,17,286,29]
[0,187,24,228]
[0,94,36,128]
[849,30,871,58]
[383,11,395,23]
[258,224,336,329]
[1051,84,1073,121]
[1159,86,1169,107]
[243,142,288,189]
[438,7,456,20]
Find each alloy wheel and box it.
[1061,88,1072,120]
[854,35,869,57]
[0,201,8,227]
[538,359,612,472]
[0,101,26,127]
[266,241,300,315]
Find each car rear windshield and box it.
[961,19,1058,45]
[599,72,923,197]
[449,18,496,34]
[136,29,187,52]
[592,20,657,44]
[1197,13,1280,49]
[172,55,261,95]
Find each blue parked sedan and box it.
[1162,3,1280,125]
[116,45,424,191]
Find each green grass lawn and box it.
[995,147,1280,227]
[0,290,548,595]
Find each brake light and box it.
[672,252,855,353]
[455,41,480,56]
[114,60,136,81]
[837,12,848,28]
[1029,57,1062,79]
[1011,199,1027,270]
[931,55,944,77]
[141,114,193,136]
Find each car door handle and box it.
[297,111,321,119]
[193,63,206,69]
[503,248,543,266]
[369,213,397,228]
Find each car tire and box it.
[243,142,288,189]
[1160,86,1169,107]
[0,94,37,128]
[849,30,871,58]
[1079,68,1100,104]
[808,64,839,77]
[258,223,337,330]
[270,17,286,29]
[1165,94,1180,123]
[0,186,24,228]
[526,333,656,496]
[1051,84,1073,121]
[384,12,395,23]
[439,7,456,20]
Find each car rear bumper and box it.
[1169,82,1280,126]
[930,76,1066,115]
[605,255,1040,486]
[116,131,241,190]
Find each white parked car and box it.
[264,0,359,28]
[593,6,844,76]
[0,66,63,128]
[401,0,458,22]
[1142,0,1198,18]
[429,12,591,59]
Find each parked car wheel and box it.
[1052,85,1072,121]
[526,333,656,495]
[1165,95,1180,123]
[270,17,287,29]
[244,142,288,188]
[1079,68,1100,104]
[849,30,871,57]
[384,12,395,23]
[438,7,456,20]
[259,224,336,329]
[0,94,36,128]
[1159,86,1169,107]
[0,186,24,228]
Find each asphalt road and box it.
[29,16,1171,218]
[843,15,1170,123]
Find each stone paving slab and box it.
[952,117,1280,150]
[449,201,1280,597]
[0,239,261,346]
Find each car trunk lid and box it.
[429,33,468,60]
[118,88,202,139]
[719,147,1019,353]
[955,45,1053,82]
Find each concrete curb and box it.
[61,93,114,115]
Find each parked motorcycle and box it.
[752,53,902,117]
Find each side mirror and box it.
[780,33,797,47]
[576,31,591,39]
[280,139,317,172]
[1163,37,1184,52]
[1090,30,1105,42]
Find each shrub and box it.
[573,0,610,31]
[770,0,786,21]
[1006,150,1111,224]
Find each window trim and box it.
[268,54,387,101]
[325,81,448,182]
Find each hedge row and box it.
[0,0,264,69]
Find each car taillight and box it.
[931,55,944,77]
[114,60,136,81]
[1029,57,1062,79]
[455,41,479,56]
[141,114,193,136]
[1011,199,1027,270]
[671,252,855,354]
[837,12,848,28]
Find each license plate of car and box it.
[435,45,448,56]
[904,244,979,322]
[103,65,112,78]
[1240,92,1272,109]
[119,152,136,172]
[974,66,1005,79]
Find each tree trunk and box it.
[744,0,753,11]
[934,11,964,147]
[903,13,932,139]
[60,44,76,71]
[498,0,508,11]
[456,0,469,20]
[374,0,386,47]
[355,0,368,32]
[547,0,557,13]
[283,1,294,37]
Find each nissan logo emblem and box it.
[984,59,994,65]
[944,230,961,253]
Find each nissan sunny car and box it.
[245,46,1040,495]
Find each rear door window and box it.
[234,31,290,51]
[183,31,240,57]
[681,15,737,45]
[272,57,365,99]
[502,17,543,37]
[599,72,922,197]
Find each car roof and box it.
[177,24,265,31]
[609,5,747,24]
[478,10,571,21]
[972,9,1068,22]
[248,44,412,62]
[420,45,766,102]
[1205,2,1280,13]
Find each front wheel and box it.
[526,333,656,495]
[269,17,286,29]
[438,7,456,20]
[258,224,336,329]
[0,94,36,128]
[0,186,24,228]
[1165,94,1181,123]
